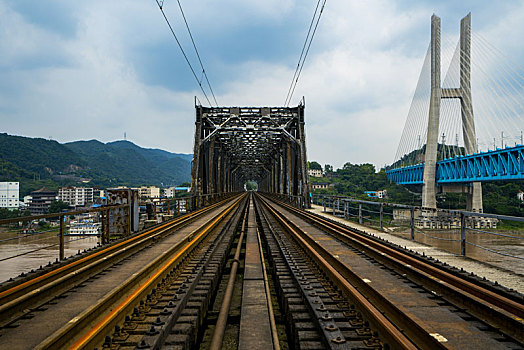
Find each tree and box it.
[324,164,333,173]
[245,181,258,191]
[308,161,322,170]
[49,200,69,213]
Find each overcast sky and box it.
[1,0,523,169]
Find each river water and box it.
[391,227,524,276]
[1,219,523,284]
[0,229,100,283]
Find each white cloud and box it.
[1,0,523,170]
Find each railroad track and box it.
[2,191,523,349]
[256,193,524,349]
[0,194,247,349]
[0,195,241,324]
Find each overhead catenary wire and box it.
[175,0,219,106]
[155,0,213,106]
[284,0,327,107]
[283,0,321,107]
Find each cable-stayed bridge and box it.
[387,13,524,211]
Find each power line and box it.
[176,0,219,106]
[155,0,213,106]
[285,0,327,107]
[284,0,321,106]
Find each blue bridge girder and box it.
[387,145,524,185]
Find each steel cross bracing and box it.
[387,144,524,185]
[191,102,310,208]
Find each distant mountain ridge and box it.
[0,133,192,195]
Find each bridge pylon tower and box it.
[422,13,482,212]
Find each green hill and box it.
[0,133,85,174]
[310,161,524,216]
[0,134,192,196]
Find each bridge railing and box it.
[140,192,239,227]
[261,192,308,209]
[311,194,524,260]
[0,192,239,272]
[0,204,129,266]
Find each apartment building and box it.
[139,186,160,199]
[58,186,94,207]
[163,187,175,198]
[0,182,19,209]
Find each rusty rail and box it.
[266,194,524,343]
[55,194,246,350]
[257,194,421,349]
[0,196,239,329]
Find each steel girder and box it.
[386,145,524,184]
[190,102,310,207]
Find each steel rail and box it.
[55,194,246,350]
[257,224,281,350]
[0,195,238,328]
[266,194,524,343]
[209,198,249,350]
[256,195,421,350]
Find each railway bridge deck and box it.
[0,192,522,349]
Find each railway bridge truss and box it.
[190,101,310,208]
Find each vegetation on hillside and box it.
[309,161,524,216]
[0,134,192,196]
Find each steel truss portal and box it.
[190,101,310,208]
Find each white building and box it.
[308,169,323,177]
[518,190,524,202]
[139,186,160,199]
[163,187,175,198]
[376,190,388,199]
[58,187,94,207]
[0,182,19,209]
[311,183,331,190]
[21,195,32,208]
